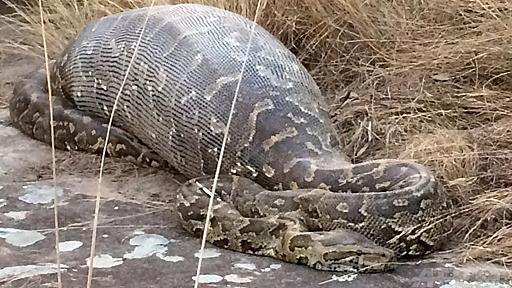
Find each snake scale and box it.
[8,4,453,272]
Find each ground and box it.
[0,21,511,288]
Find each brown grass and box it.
[1,0,512,267]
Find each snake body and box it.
[8,4,453,272]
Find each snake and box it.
[8,4,453,272]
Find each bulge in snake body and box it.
[8,4,454,272]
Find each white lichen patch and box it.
[261,263,282,272]
[124,234,178,260]
[194,248,221,259]
[19,184,64,205]
[157,255,184,262]
[3,211,29,220]
[0,228,45,247]
[59,240,83,252]
[129,234,170,246]
[192,274,223,284]
[440,280,512,288]
[233,263,257,271]
[0,263,69,282]
[224,274,254,283]
[86,254,123,268]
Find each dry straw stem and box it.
[2,0,512,267]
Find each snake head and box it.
[284,228,397,273]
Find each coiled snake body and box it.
[8,4,453,272]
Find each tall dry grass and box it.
[1,0,512,266]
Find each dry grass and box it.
[1,0,512,267]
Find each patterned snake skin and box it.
[8,4,453,272]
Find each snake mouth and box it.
[323,246,396,262]
[319,252,397,273]
[282,228,397,272]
